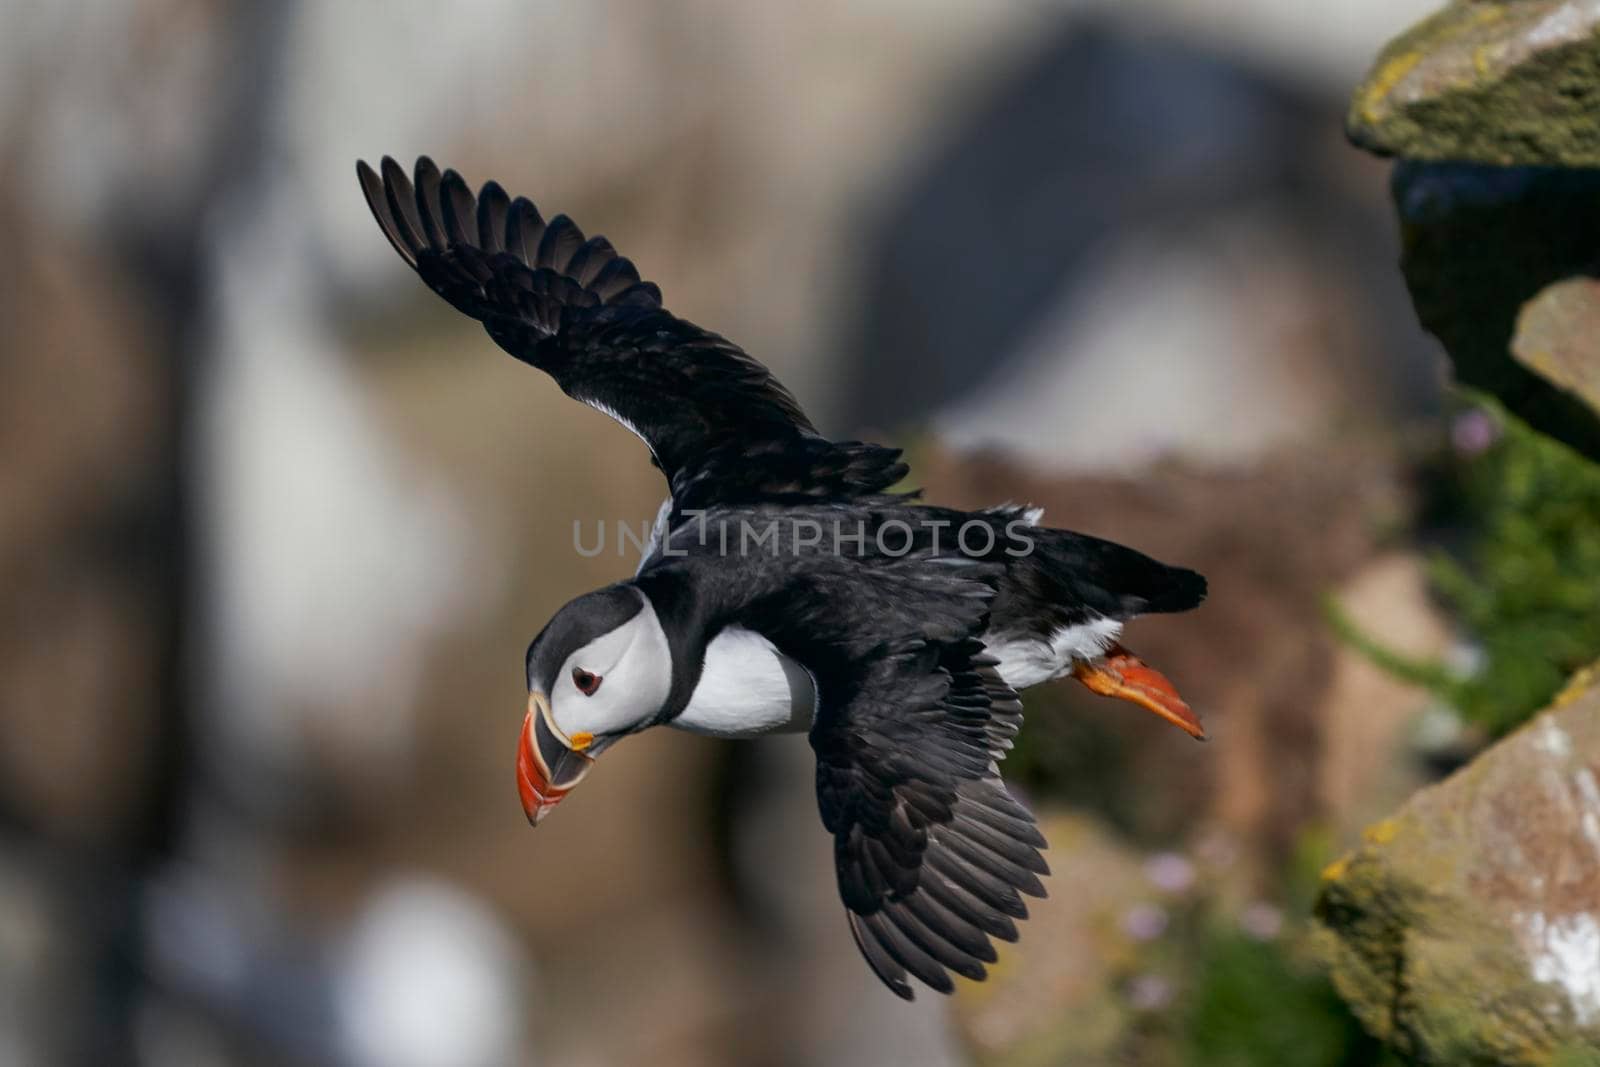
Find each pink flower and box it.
[1144,852,1196,894]
[1451,409,1499,456]
[1127,974,1174,1011]
[1121,903,1169,942]
[1241,901,1284,940]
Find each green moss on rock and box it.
[1350,0,1600,167]
[1314,672,1600,1063]
[1332,399,1600,735]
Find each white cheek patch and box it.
[551,593,673,739]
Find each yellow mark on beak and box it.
[570,731,594,752]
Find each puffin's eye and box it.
[572,668,602,696]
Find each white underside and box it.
[672,616,1120,738]
[986,617,1123,690]
[673,626,817,738]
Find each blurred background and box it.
[5,1,1559,1064]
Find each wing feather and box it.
[438,168,476,247]
[475,180,509,253]
[506,195,545,262]
[812,636,1047,1000]
[881,900,989,982]
[356,156,906,511]
[411,157,447,251]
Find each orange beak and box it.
[516,691,596,825]
[1072,643,1206,740]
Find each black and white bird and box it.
[357,157,1207,1000]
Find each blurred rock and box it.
[0,191,166,848]
[1346,1,1600,463]
[856,21,1435,469]
[1319,553,1453,833]
[1121,0,1440,92]
[1314,663,1600,1064]
[1513,277,1600,426]
[1391,162,1600,463]
[198,169,480,825]
[1348,0,1600,167]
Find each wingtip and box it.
[355,158,381,202]
[437,167,476,245]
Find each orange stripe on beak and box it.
[517,705,561,824]
[517,691,594,825]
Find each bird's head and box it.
[517,585,672,825]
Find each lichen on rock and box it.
[1331,5,1600,1061]
[1313,666,1600,1064]
[1349,0,1600,168]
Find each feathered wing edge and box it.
[357,156,662,320]
[358,157,914,508]
[818,641,1048,1000]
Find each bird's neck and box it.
[631,567,716,724]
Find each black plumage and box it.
[358,157,1207,999]
[357,158,906,516]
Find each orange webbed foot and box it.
[1071,643,1205,740]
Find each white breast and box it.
[673,626,816,739]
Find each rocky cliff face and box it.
[1315,665,1600,1065]
[1330,11,1600,1055]
[1349,0,1600,464]
[1348,0,1600,168]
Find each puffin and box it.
[356,156,1207,1000]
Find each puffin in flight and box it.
[357,156,1207,1000]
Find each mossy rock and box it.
[1347,1,1600,462]
[1314,665,1600,1064]
[1393,162,1600,463]
[1349,0,1600,167]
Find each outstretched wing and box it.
[357,156,905,510]
[811,636,1048,999]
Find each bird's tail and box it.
[1020,521,1207,619]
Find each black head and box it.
[516,584,673,824]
